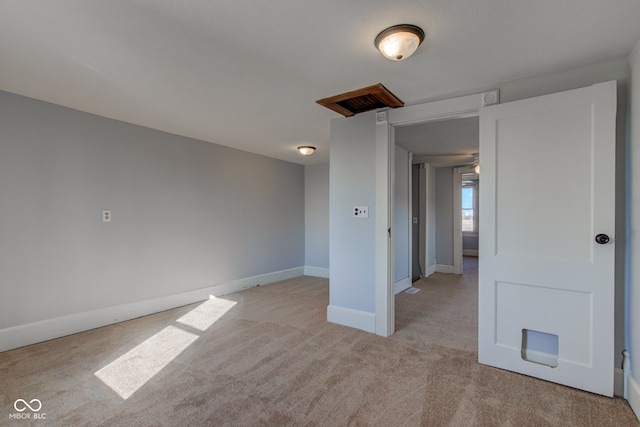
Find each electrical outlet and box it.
[102,210,111,222]
[353,206,368,218]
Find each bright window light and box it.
[462,186,475,232]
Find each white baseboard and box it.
[424,264,436,278]
[628,373,640,421]
[435,264,455,274]
[327,305,375,334]
[0,266,304,353]
[463,249,479,256]
[394,277,412,295]
[304,265,329,278]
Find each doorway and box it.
[373,90,493,338]
[395,117,479,282]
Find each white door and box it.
[478,81,616,396]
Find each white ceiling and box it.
[1,1,639,165]
[396,116,479,166]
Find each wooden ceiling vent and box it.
[316,83,404,117]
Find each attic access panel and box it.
[316,83,404,117]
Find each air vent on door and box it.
[316,83,404,117]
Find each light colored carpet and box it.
[1,258,638,426]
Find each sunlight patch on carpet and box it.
[95,325,198,399]
[95,296,237,399]
[176,297,237,331]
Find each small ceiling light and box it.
[375,24,425,61]
[298,146,316,156]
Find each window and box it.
[462,185,477,232]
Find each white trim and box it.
[394,277,412,295]
[375,111,394,337]
[435,264,456,274]
[425,264,437,277]
[463,249,479,257]
[0,266,304,353]
[628,373,640,421]
[388,93,487,126]
[327,305,376,334]
[624,350,631,399]
[304,266,330,278]
[407,151,413,283]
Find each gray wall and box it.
[305,163,329,269]
[329,111,376,313]
[0,90,305,329]
[435,167,454,266]
[463,235,479,251]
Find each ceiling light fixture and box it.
[471,153,480,174]
[298,146,316,156]
[375,24,425,61]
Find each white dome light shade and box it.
[375,25,425,61]
[298,146,316,156]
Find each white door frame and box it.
[408,152,413,286]
[393,149,414,295]
[374,90,499,336]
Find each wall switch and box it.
[102,210,111,222]
[353,206,368,218]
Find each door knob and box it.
[595,234,610,245]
